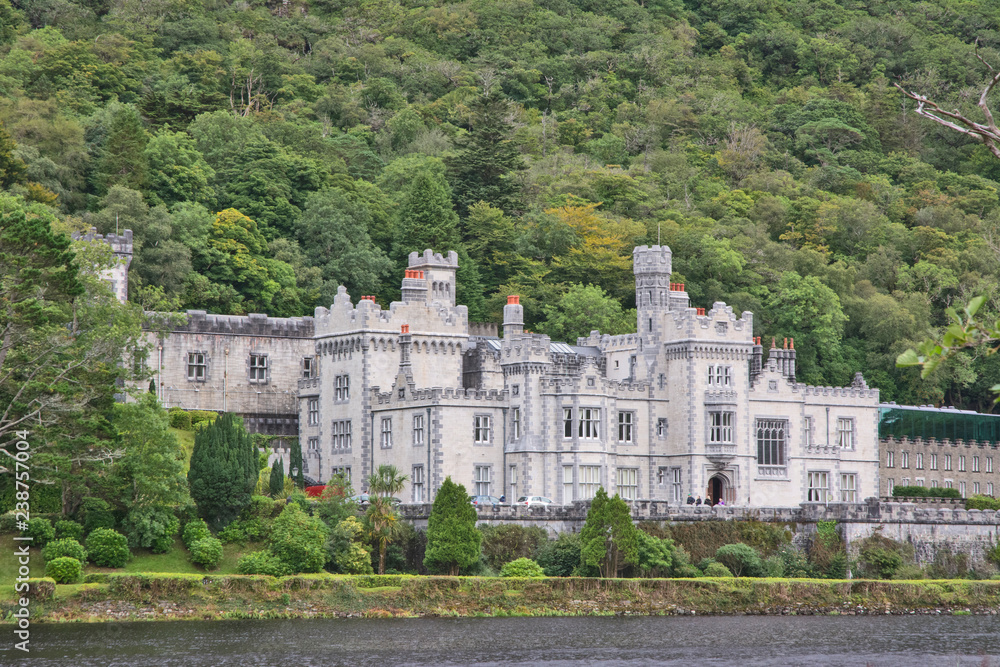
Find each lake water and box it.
[3,615,999,666]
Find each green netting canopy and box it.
[879,405,1000,444]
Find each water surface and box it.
[4,615,999,666]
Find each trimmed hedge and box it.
[45,557,82,584]
[23,517,55,547]
[237,550,291,577]
[41,538,87,564]
[85,528,131,568]
[55,520,84,541]
[182,519,212,548]
[892,485,962,499]
[966,495,1000,510]
[190,537,224,570]
[500,558,546,578]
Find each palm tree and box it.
[365,464,408,574]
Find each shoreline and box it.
[5,574,1000,623]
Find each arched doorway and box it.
[708,475,726,506]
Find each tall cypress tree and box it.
[187,413,258,530]
[269,457,285,497]
[423,477,481,576]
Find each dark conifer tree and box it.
[269,457,285,497]
[187,413,258,530]
[446,88,526,220]
[423,477,481,575]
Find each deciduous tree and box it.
[579,486,638,578]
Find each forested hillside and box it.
[1,0,999,409]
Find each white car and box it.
[516,496,553,507]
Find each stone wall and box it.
[399,499,1000,566]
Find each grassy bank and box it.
[4,574,1000,623]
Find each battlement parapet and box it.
[408,249,459,268]
[298,377,321,392]
[373,385,508,405]
[72,227,134,255]
[800,384,879,401]
[156,310,315,338]
[881,435,1000,450]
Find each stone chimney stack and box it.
[749,336,763,385]
[401,269,427,303]
[398,324,413,379]
[503,295,524,338]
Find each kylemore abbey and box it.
[79,228,1000,509]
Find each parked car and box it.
[516,496,553,507]
[470,495,503,507]
[347,493,370,505]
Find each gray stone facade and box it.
[121,237,883,506]
[297,245,881,508]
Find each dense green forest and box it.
[2,0,1000,409]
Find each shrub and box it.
[80,497,115,533]
[859,547,902,579]
[715,543,763,577]
[661,519,792,561]
[55,520,84,541]
[854,532,911,579]
[182,519,211,549]
[189,537,224,570]
[287,491,310,512]
[188,410,218,427]
[218,521,248,544]
[326,516,373,574]
[424,477,481,576]
[761,555,785,578]
[42,538,87,564]
[966,495,1000,510]
[535,532,581,577]
[86,528,131,568]
[500,557,546,578]
[480,524,549,571]
[121,505,179,553]
[45,557,82,584]
[23,517,55,547]
[0,512,17,534]
[777,545,814,578]
[168,408,192,430]
[703,562,734,577]
[237,550,291,576]
[268,504,329,573]
[246,495,280,519]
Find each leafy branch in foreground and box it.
[896,296,1000,399]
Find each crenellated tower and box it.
[408,250,458,307]
[633,245,675,341]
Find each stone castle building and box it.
[84,227,891,507]
[297,245,881,507]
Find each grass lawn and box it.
[0,533,261,600]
